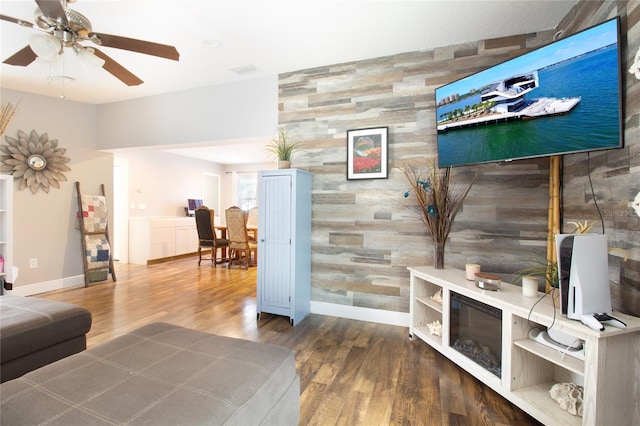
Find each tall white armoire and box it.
[257,169,312,326]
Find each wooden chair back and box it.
[225,206,257,268]
[225,206,249,250]
[246,207,258,228]
[195,206,228,266]
[195,206,215,244]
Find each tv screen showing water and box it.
[435,17,623,168]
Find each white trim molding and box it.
[311,301,409,327]
[9,275,85,296]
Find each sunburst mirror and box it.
[0,129,71,194]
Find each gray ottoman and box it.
[0,296,92,383]
[0,322,300,425]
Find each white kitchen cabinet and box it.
[128,217,196,264]
[257,169,312,326]
[175,221,198,255]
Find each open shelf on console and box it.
[415,295,443,313]
[513,338,584,375]
[511,382,582,426]
[412,325,442,347]
[410,275,444,348]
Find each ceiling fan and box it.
[0,0,179,86]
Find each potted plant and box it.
[266,127,301,169]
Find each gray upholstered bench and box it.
[0,295,92,383]
[0,322,300,425]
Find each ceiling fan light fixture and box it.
[29,33,61,62]
[35,55,62,67]
[76,47,105,69]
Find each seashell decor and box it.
[427,320,442,337]
[549,382,584,417]
[430,288,443,304]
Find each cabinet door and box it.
[259,174,292,311]
[149,222,175,260]
[175,225,197,255]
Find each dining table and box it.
[215,225,258,264]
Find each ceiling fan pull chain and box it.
[60,53,66,99]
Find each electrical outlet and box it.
[29,258,38,269]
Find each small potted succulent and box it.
[266,127,301,169]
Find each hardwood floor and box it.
[38,258,540,426]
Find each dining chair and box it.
[246,206,258,242]
[225,206,257,269]
[195,206,229,266]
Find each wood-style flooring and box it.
[38,257,540,426]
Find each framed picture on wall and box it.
[346,127,388,180]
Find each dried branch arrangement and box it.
[0,101,19,138]
[400,163,475,243]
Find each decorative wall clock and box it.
[1,129,71,194]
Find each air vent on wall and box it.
[230,64,260,75]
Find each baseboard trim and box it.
[310,301,409,327]
[9,275,86,296]
[10,280,411,329]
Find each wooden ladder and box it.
[76,182,117,287]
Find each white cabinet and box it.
[409,266,640,426]
[257,169,312,326]
[0,175,13,294]
[175,221,198,255]
[129,217,197,264]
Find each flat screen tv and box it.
[435,17,623,168]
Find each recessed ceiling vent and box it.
[230,64,260,75]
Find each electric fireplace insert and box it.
[450,291,503,377]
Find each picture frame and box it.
[346,127,388,180]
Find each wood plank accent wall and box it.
[560,0,640,316]
[278,0,640,317]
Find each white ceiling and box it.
[1,0,579,164]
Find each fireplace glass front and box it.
[449,291,502,377]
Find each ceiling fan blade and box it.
[92,48,144,86]
[3,45,37,66]
[89,32,179,61]
[0,13,35,28]
[35,0,68,26]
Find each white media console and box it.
[408,266,640,426]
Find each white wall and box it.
[3,74,278,294]
[118,150,225,218]
[96,76,278,150]
[1,88,109,292]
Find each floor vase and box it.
[434,240,445,269]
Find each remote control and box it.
[580,313,627,331]
[581,314,605,331]
[593,313,627,329]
